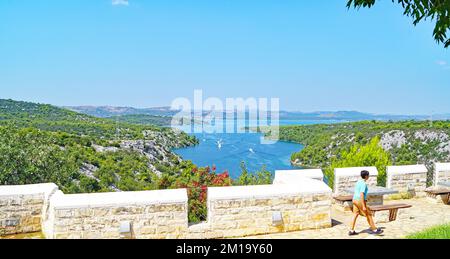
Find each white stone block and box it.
[0,183,59,200]
[387,164,428,193]
[333,167,378,194]
[435,162,450,186]
[274,169,324,183]
[0,183,59,236]
[334,166,379,177]
[208,178,332,201]
[50,188,188,209]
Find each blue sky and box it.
[0,0,449,114]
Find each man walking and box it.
[348,170,384,236]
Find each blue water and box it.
[173,119,346,178]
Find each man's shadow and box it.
[332,219,387,236]
[359,227,386,236]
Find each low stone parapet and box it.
[387,165,428,196]
[0,183,58,236]
[274,169,324,183]
[43,189,188,239]
[2,179,335,239]
[206,178,332,238]
[333,167,378,195]
[435,163,450,187]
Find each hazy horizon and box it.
[0,97,447,117]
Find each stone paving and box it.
[242,198,450,239]
[0,232,44,239]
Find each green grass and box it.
[406,223,450,239]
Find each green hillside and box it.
[256,120,450,186]
[0,99,198,193]
[106,114,174,127]
[0,99,88,121]
[0,99,196,144]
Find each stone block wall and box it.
[274,169,324,183]
[435,163,450,186]
[205,178,332,238]
[0,183,58,236]
[387,165,428,194]
[1,178,333,239]
[43,189,188,239]
[333,167,378,195]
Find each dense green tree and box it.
[0,126,81,192]
[325,137,391,187]
[235,162,273,186]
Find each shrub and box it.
[234,162,273,186]
[169,165,232,223]
[165,163,273,223]
[324,137,391,188]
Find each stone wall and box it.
[205,178,332,238]
[387,165,428,194]
[43,189,188,239]
[0,176,336,239]
[274,169,324,183]
[0,183,58,236]
[435,163,450,186]
[333,167,378,195]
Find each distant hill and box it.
[0,99,197,144]
[66,105,450,122]
[107,114,203,127]
[0,99,155,138]
[65,105,178,118]
[0,99,98,122]
[107,114,174,127]
[278,110,435,121]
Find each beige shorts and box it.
[352,200,373,217]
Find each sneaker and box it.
[348,230,357,236]
[369,228,383,235]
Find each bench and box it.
[369,204,412,222]
[426,189,450,204]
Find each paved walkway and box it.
[243,198,450,239]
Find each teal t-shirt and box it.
[353,179,368,201]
